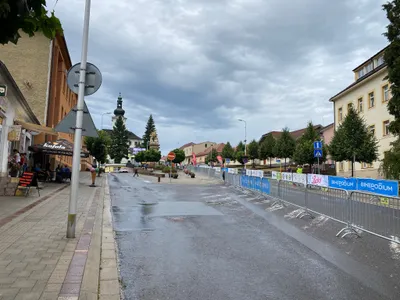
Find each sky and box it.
[48,0,389,154]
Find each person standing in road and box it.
[133,168,139,177]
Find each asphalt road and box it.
[109,173,398,300]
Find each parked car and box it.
[119,168,129,173]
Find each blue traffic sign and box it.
[225,158,231,163]
[313,141,322,149]
[314,149,323,158]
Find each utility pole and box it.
[67,0,92,238]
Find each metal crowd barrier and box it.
[186,166,399,244]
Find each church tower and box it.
[112,93,127,127]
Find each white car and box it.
[119,168,129,173]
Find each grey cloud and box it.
[51,0,389,153]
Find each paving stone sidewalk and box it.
[0,174,121,300]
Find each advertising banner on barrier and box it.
[261,178,270,194]
[282,172,292,182]
[246,169,252,176]
[254,170,264,178]
[292,173,307,185]
[356,178,399,197]
[241,175,248,188]
[307,174,328,187]
[272,171,281,180]
[214,167,221,173]
[255,177,262,191]
[328,176,357,191]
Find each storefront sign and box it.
[8,125,22,141]
[43,142,67,150]
[0,84,7,97]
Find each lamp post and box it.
[101,112,112,129]
[238,119,247,169]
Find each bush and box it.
[162,167,170,173]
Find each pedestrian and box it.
[222,171,225,182]
[133,168,139,177]
[90,164,97,186]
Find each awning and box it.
[28,139,89,158]
[15,120,58,136]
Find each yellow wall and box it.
[333,67,394,178]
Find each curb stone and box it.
[98,175,121,300]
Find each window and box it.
[358,98,363,112]
[383,120,390,136]
[205,144,207,148]
[377,56,384,66]
[358,69,365,78]
[369,92,375,108]
[369,125,375,136]
[339,162,344,171]
[338,107,343,121]
[365,62,373,73]
[382,84,390,102]
[347,103,353,112]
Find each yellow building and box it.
[329,47,393,178]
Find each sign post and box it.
[167,151,176,183]
[313,141,323,174]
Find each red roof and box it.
[260,125,323,142]
[179,142,194,150]
[196,143,225,157]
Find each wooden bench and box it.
[15,172,42,197]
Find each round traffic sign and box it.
[67,62,102,96]
[167,151,176,161]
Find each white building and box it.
[329,46,392,178]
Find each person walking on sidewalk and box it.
[90,164,97,187]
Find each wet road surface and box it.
[109,173,397,300]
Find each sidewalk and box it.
[0,173,120,300]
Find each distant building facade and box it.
[329,47,391,178]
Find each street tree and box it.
[221,142,235,161]
[274,127,296,167]
[172,148,185,164]
[85,130,111,164]
[259,133,276,168]
[381,0,400,179]
[205,149,218,164]
[145,149,161,162]
[247,139,259,167]
[235,150,246,166]
[142,115,156,149]
[110,116,130,163]
[134,151,146,163]
[0,0,63,45]
[292,122,327,167]
[329,106,378,177]
[236,141,245,152]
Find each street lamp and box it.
[238,119,247,169]
[101,112,112,129]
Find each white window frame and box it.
[369,92,375,108]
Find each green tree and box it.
[292,122,327,168]
[110,116,130,163]
[142,115,156,149]
[235,150,245,165]
[145,149,161,162]
[247,139,259,167]
[221,142,234,161]
[172,148,185,164]
[85,130,111,164]
[259,133,276,168]
[236,141,245,152]
[329,106,378,177]
[274,127,296,167]
[134,151,146,163]
[205,148,218,164]
[0,0,63,45]
[381,0,400,179]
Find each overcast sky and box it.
[49,0,389,154]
